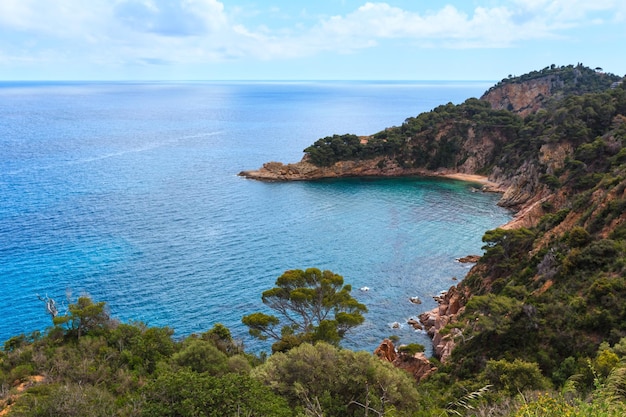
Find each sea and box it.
[0,80,512,354]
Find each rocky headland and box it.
[240,158,503,191]
[240,64,626,380]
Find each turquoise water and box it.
[0,81,511,353]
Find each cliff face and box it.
[481,76,558,117]
[481,64,622,117]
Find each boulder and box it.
[374,339,397,362]
[374,339,437,383]
[457,255,481,263]
[407,318,423,330]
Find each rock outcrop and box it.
[418,286,468,363]
[240,158,432,181]
[481,65,621,117]
[481,76,558,117]
[457,255,481,263]
[374,339,437,383]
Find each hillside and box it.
[482,64,621,116]
[251,64,626,368]
[241,64,623,224]
[420,67,626,383]
[239,64,626,410]
[4,65,626,416]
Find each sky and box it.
[0,0,624,81]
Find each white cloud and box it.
[304,2,566,51]
[0,0,622,74]
[0,0,111,38]
[511,0,618,21]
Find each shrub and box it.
[540,174,561,190]
[568,226,591,248]
[397,343,425,355]
[484,359,551,395]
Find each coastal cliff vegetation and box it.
[4,64,626,416]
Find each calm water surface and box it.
[0,81,511,353]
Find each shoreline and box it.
[240,160,516,228]
[436,172,499,188]
[240,159,523,364]
[239,159,506,192]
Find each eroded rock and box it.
[374,339,436,383]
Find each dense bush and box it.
[252,342,420,417]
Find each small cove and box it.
[0,81,511,352]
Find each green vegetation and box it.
[303,98,523,171]
[304,133,404,166]
[242,268,367,352]
[0,273,413,417]
[4,65,626,416]
[301,65,624,191]
[397,343,425,355]
[6,294,626,416]
[486,63,621,97]
[253,342,420,416]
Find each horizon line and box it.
[0,79,499,83]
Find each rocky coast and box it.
[240,156,516,378]
[238,65,621,380]
[239,157,505,193]
[238,149,536,377]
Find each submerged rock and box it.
[409,296,422,304]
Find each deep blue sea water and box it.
[0,81,511,353]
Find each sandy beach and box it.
[433,171,504,192]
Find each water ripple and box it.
[0,82,510,353]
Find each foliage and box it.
[304,134,371,167]
[242,268,367,352]
[7,383,117,417]
[484,359,551,394]
[252,341,420,417]
[171,339,230,375]
[480,228,536,278]
[444,384,492,417]
[540,173,561,190]
[0,297,270,416]
[397,343,425,355]
[52,296,111,339]
[141,369,292,417]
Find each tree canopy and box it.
[52,296,111,339]
[242,268,367,352]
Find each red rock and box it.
[374,339,437,383]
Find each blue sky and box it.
[0,0,624,80]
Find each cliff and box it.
[241,66,622,220]
[482,64,622,116]
[241,65,626,385]
[481,75,556,117]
